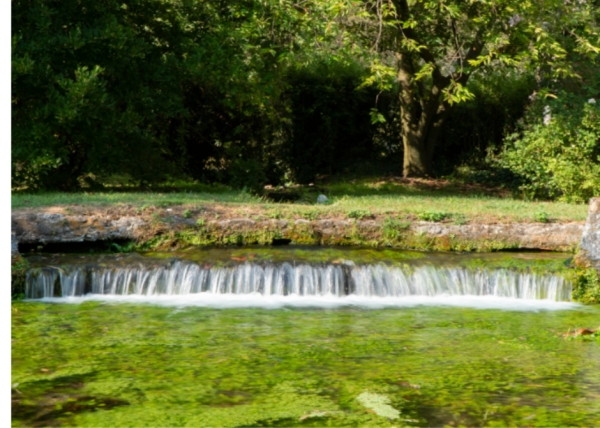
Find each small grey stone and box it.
[317,194,329,204]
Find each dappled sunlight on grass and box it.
[12,177,589,223]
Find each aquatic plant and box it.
[11,303,600,427]
[356,392,400,419]
[569,267,600,304]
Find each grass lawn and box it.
[11,177,589,223]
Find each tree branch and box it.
[392,0,449,88]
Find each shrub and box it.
[570,268,600,304]
[383,216,410,239]
[534,211,550,223]
[435,72,536,176]
[498,94,600,202]
[303,211,320,221]
[346,209,372,220]
[418,211,450,222]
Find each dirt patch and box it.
[368,176,513,197]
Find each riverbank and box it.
[12,177,589,223]
[12,183,599,302]
[12,203,584,253]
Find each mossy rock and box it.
[11,257,29,299]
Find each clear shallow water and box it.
[26,246,574,270]
[11,302,600,427]
[13,249,600,427]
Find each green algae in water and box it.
[11,302,600,427]
[356,392,401,420]
[142,246,428,266]
[28,247,574,276]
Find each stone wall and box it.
[12,212,145,244]
[11,208,585,252]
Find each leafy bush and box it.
[302,211,320,221]
[570,268,600,304]
[498,94,600,202]
[418,211,450,222]
[11,258,29,299]
[346,209,372,220]
[435,73,536,175]
[383,217,410,239]
[534,211,550,223]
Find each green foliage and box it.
[418,211,450,222]
[453,214,468,226]
[283,65,378,184]
[534,211,550,223]
[436,73,536,176]
[11,302,600,427]
[346,209,372,220]
[12,0,363,191]
[356,0,600,176]
[302,211,320,221]
[196,219,206,227]
[383,217,410,240]
[266,210,283,220]
[499,94,600,202]
[12,0,195,189]
[11,0,600,188]
[182,210,192,219]
[570,267,600,304]
[11,258,29,299]
[109,242,134,253]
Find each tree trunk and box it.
[391,0,485,178]
[402,129,430,177]
[400,104,448,177]
[396,52,451,178]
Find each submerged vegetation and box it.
[570,267,600,304]
[11,302,600,427]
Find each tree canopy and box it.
[11,0,600,199]
[355,0,600,176]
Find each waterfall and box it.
[24,260,571,301]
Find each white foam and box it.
[31,293,581,311]
[26,262,573,301]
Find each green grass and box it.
[11,178,590,223]
[11,190,262,208]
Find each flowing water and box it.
[12,248,600,427]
